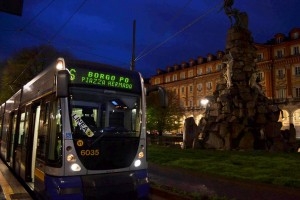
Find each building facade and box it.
[149,28,300,138]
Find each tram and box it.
[0,58,166,199]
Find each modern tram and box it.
[0,58,166,199]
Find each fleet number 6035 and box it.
[80,149,100,156]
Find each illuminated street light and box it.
[200,98,209,107]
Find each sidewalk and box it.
[148,163,300,200]
[0,159,32,200]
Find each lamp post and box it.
[200,98,209,108]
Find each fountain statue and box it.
[197,0,296,151]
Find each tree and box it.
[0,44,73,103]
[146,89,184,135]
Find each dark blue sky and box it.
[1,0,300,78]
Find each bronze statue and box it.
[222,0,248,29]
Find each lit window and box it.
[173,74,177,81]
[277,89,286,99]
[206,66,212,73]
[180,72,185,79]
[165,76,170,83]
[197,68,202,75]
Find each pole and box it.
[130,20,136,71]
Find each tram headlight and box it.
[67,154,76,162]
[134,159,141,167]
[71,163,81,172]
[138,151,144,158]
[56,58,65,70]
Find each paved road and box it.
[148,163,300,200]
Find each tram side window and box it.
[47,99,62,166]
[17,109,26,146]
[22,109,29,147]
[36,103,48,160]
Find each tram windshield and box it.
[69,87,142,170]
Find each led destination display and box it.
[69,67,139,91]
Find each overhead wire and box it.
[11,0,88,87]
[136,0,193,60]
[5,0,224,82]
[47,0,88,43]
[2,0,128,78]
[135,0,223,62]
[19,0,56,32]
[0,0,56,32]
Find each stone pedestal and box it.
[200,26,283,150]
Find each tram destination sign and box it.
[69,67,136,91]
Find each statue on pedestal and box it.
[222,0,248,29]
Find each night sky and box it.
[1,0,300,78]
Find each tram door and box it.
[19,105,33,182]
[32,105,41,184]
[8,112,17,167]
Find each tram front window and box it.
[69,88,142,170]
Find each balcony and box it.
[273,98,287,104]
[289,97,300,102]
[277,74,286,79]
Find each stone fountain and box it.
[198,1,293,151]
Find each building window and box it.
[257,53,263,61]
[296,88,300,98]
[206,66,212,73]
[277,89,286,99]
[295,66,300,76]
[292,32,299,39]
[276,37,283,44]
[188,70,193,78]
[165,76,170,83]
[197,68,202,75]
[154,78,161,84]
[197,83,203,91]
[173,88,178,94]
[173,74,177,81]
[181,86,185,94]
[276,49,284,58]
[189,85,193,93]
[292,46,300,55]
[258,72,264,81]
[207,55,212,61]
[180,72,185,79]
[216,64,222,71]
[206,82,212,90]
[277,69,285,79]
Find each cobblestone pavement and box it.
[148,163,300,200]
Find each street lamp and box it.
[200,98,209,107]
